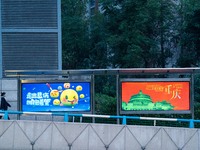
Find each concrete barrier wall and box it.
[0,120,199,150]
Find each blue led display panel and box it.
[21,81,91,112]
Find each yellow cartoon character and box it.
[80,94,85,98]
[76,85,82,91]
[53,99,60,105]
[50,90,59,98]
[60,89,79,106]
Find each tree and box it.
[87,11,110,68]
[176,0,200,67]
[62,0,90,69]
[101,0,175,68]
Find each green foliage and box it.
[62,0,90,69]
[61,0,200,68]
[95,93,116,115]
[194,75,200,103]
[101,0,175,68]
[87,12,110,68]
[95,76,116,97]
[176,0,200,67]
[194,103,200,120]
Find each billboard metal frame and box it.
[5,67,200,120]
[119,78,191,115]
[19,78,93,114]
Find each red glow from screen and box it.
[122,81,190,110]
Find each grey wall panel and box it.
[0,121,199,150]
[1,0,57,28]
[2,32,58,70]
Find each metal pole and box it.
[189,119,194,128]
[154,120,156,126]
[57,0,62,70]
[64,113,69,122]
[80,117,82,123]
[116,74,120,124]
[122,116,126,125]
[0,0,2,78]
[92,74,95,123]
[191,73,194,119]
[17,76,20,120]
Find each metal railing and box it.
[0,110,199,128]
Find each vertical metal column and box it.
[57,0,62,70]
[191,73,194,119]
[17,76,20,120]
[116,74,120,124]
[92,74,95,123]
[0,0,2,78]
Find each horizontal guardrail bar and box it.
[23,112,53,115]
[82,114,111,118]
[0,111,197,128]
[140,117,178,121]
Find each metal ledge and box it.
[4,68,200,77]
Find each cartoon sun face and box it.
[50,90,59,98]
[60,89,79,106]
[76,85,82,91]
[53,99,60,105]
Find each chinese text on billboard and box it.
[121,81,190,111]
[21,81,91,112]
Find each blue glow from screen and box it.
[21,82,91,112]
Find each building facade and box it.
[0,0,62,78]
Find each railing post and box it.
[189,119,194,128]
[4,111,8,120]
[122,116,127,125]
[154,120,156,126]
[64,113,69,122]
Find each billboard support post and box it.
[116,74,120,124]
[191,74,194,119]
[17,76,21,120]
[92,74,95,123]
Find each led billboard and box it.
[120,78,191,114]
[20,80,92,112]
